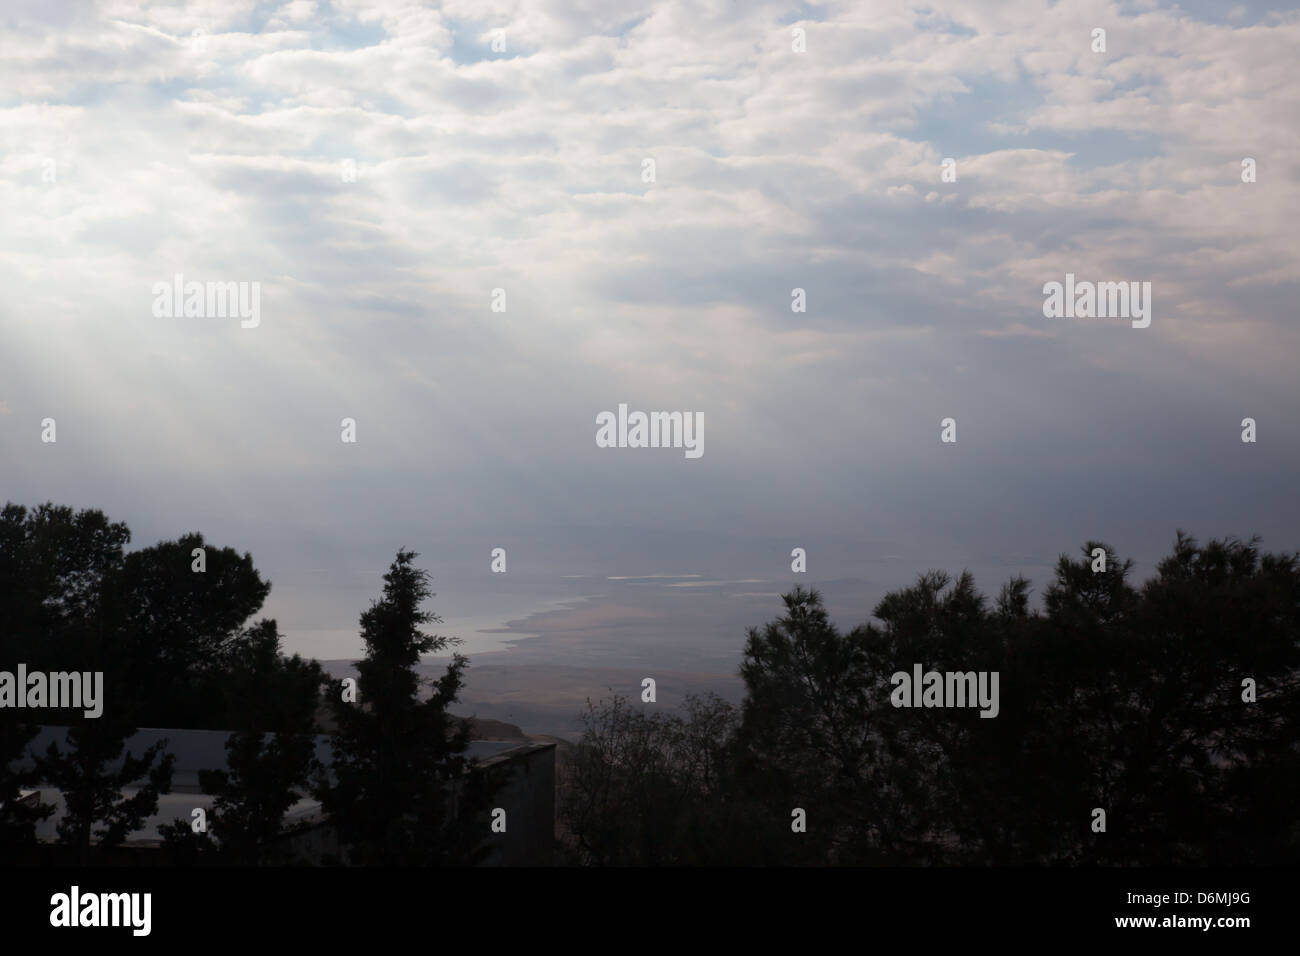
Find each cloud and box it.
[1,0,1297,657]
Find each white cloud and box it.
[2,0,1297,657]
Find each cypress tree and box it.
[317,550,489,864]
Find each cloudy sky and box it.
[3,0,1297,673]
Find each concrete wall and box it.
[478,742,556,866]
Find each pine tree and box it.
[0,721,54,845]
[157,620,325,863]
[36,722,174,864]
[316,550,490,865]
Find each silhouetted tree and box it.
[110,532,278,729]
[315,550,490,865]
[158,620,325,863]
[736,585,890,862]
[35,725,174,865]
[2,501,324,861]
[0,502,131,678]
[558,692,784,865]
[0,721,53,844]
[0,503,172,862]
[733,534,1300,865]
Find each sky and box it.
[2,0,1298,672]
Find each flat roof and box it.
[10,727,548,847]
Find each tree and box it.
[110,531,276,729]
[557,692,787,865]
[734,535,1300,865]
[0,502,173,863]
[35,726,174,864]
[315,550,490,865]
[1,501,323,861]
[862,567,1040,864]
[0,721,53,845]
[736,586,889,863]
[1090,534,1300,864]
[560,694,684,865]
[158,620,326,863]
[0,502,131,678]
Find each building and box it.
[8,726,555,865]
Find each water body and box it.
[315,556,1147,738]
